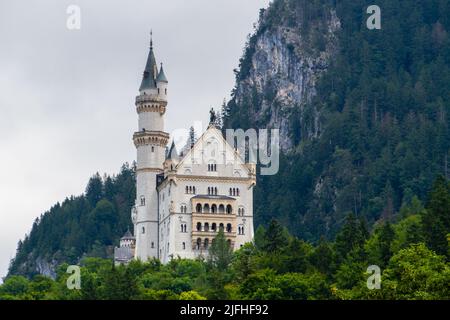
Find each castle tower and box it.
[132,34,169,261]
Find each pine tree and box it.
[422,176,450,256]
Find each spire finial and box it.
[150,30,153,49]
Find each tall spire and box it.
[139,31,158,91]
[150,29,153,49]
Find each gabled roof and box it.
[175,125,252,176]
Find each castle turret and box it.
[133,34,169,261]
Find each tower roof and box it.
[121,230,134,240]
[166,140,179,160]
[156,63,168,83]
[139,34,159,91]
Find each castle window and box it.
[151,242,154,248]
[237,188,240,196]
[193,186,196,194]
[204,238,209,249]
[186,186,189,194]
[219,204,225,214]
[165,88,167,95]
[226,205,232,214]
[151,146,154,152]
[219,223,224,231]
[227,223,232,233]
[212,223,217,232]
[140,196,145,206]
[182,242,186,250]
[196,238,201,250]
[196,222,202,232]
[204,223,209,232]
[215,187,218,195]
[158,88,160,94]
[184,224,187,232]
[142,227,145,234]
[229,188,232,196]
[211,204,217,214]
[204,204,210,213]
[196,203,202,213]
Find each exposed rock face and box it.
[231,7,340,151]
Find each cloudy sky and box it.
[0,0,270,281]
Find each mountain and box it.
[223,0,450,240]
[7,0,450,278]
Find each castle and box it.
[114,37,256,264]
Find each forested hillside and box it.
[6,0,450,281]
[7,164,136,278]
[223,0,450,240]
[1,177,449,300]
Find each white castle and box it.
[114,37,256,264]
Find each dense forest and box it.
[7,164,136,278]
[1,176,449,300]
[223,0,450,240]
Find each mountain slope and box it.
[7,164,136,278]
[223,0,450,240]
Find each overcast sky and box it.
[0,0,270,281]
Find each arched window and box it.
[237,188,240,196]
[212,223,217,232]
[183,224,187,233]
[241,226,245,235]
[196,222,202,231]
[151,146,154,152]
[204,238,209,249]
[208,187,211,195]
[151,242,154,248]
[204,223,209,232]
[204,204,210,213]
[226,205,232,214]
[229,188,232,196]
[182,242,186,250]
[189,186,192,193]
[226,223,232,233]
[219,204,225,214]
[185,186,189,194]
[211,204,217,214]
[214,187,218,195]
[165,88,167,95]
[219,223,224,231]
[193,186,196,194]
[196,238,201,250]
[181,224,184,232]
[196,203,202,213]
[142,227,145,234]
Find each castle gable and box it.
[175,126,251,179]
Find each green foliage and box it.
[223,0,450,243]
[8,163,136,278]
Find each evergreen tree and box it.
[422,176,450,256]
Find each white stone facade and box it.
[131,41,256,264]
